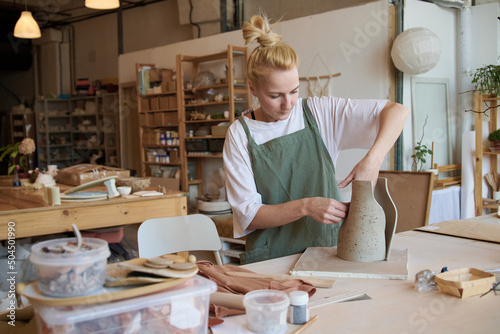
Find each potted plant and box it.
[488,129,500,152]
[411,115,433,172]
[411,141,433,172]
[471,64,500,96]
[0,138,36,176]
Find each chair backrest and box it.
[137,214,223,265]
[433,163,461,189]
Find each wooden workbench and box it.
[213,231,500,333]
[0,185,188,240]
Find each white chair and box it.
[137,214,223,265]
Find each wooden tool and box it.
[61,176,120,202]
[225,271,336,288]
[209,292,245,310]
[118,261,198,278]
[293,315,319,334]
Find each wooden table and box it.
[229,231,500,333]
[0,185,188,240]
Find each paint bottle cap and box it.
[289,291,308,305]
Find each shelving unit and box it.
[177,45,250,202]
[35,93,120,170]
[136,63,182,190]
[474,92,500,216]
[9,109,36,172]
[10,110,35,143]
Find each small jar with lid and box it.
[287,290,309,325]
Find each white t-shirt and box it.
[223,96,388,238]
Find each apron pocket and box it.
[239,243,271,265]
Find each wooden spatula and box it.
[225,271,335,288]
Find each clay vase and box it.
[337,179,386,262]
[374,177,397,260]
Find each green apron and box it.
[238,99,343,264]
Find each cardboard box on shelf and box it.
[168,95,177,109]
[149,97,159,111]
[161,69,174,92]
[140,98,149,112]
[150,176,180,191]
[159,96,168,110]
[211,125,229,137]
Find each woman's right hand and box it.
[305,197,348,224]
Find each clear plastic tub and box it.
[30,237,110,297]
[243,289,290,334]
[33,275,217,334]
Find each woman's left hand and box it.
[337,154,381,189]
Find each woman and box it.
[223,14,409,264]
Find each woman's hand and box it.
[304,197,348,224]
[338,101,409,189]
[337,154,381,189]
[250,197,348,229]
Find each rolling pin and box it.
[225,271,336,288]
[210,292,245,310]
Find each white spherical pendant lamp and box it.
[391,27,441,75]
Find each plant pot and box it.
[489,140,500,152]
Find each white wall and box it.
[472,2,500,68]
[71,0,193,84]
[401,0,459,171]
[401,0,500,172]
[118,0,393,184]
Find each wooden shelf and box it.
[35,94,121,170]
[187,154,223,158]
[176,45,250,205]
[140,90,177,97]
[185,136,226,140]
[474,93,500,216]
[135,46,250,203]
[188,179,203,185]
[144,162,181,166]
[185,119,229,123]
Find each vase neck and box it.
[351,180,374,202]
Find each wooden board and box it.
[23,277,190,306]
[416,219,500,243]
[63,176,118,195]
[290,247,408,280]
[378,170,434,232]
[0,188,188,239]
[23,257,197,306]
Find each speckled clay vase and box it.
[337,179,386,262]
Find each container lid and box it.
[30,237,110,265]
[34,275,217,326]
[289,291,308,305]
[243,289,290,312]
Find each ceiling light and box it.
[14,11,41,39]
[85,0,120,10]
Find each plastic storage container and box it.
[33,275,217,334]
[243,289,290,334]
[30,237,110,297]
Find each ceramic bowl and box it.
[117,186,132,196]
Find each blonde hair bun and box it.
[243,15,281,47]
[243,14,299,87]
